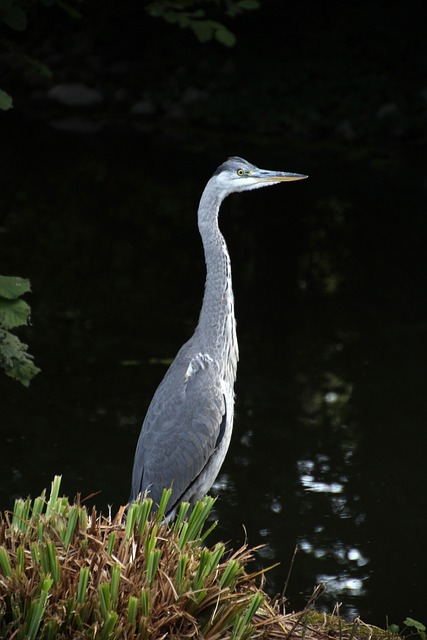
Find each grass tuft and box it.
[0,477,405,640]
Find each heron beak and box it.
[253,169,308,183]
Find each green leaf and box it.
[0,275,31,300]
[57,0,82,19]
[226,0,259,17]
[0,276,38,385]
[0,298,31,328]
[7,357,40,387]
[147,3,238,47]
[0,332,21,364]
[31,60,53,79]
[191,19,214,42]
[0,328,40,386]
[388,624,400,634]
[3,4,28,31]
[237,0,259,9]
[404,618,426,633]
[215,25,236,47]
[0,88,13,111]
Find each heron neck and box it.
[195,185,239,379]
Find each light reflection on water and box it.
[293,360,369,614]
[212,330,377,619]
[202,306,425,623]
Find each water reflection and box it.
[292,343,369,615]
[212,353,371,616]
[299,469,345,495]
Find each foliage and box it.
[0,0,82,105]
[146,0,260,46]
[388,618,426,640]
[0,88,13,110]
[0,0,259,107]
[0,275,40,386]
[0,0,28,31]
[0,0,82,31]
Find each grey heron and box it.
[130,156,307,518]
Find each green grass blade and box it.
[39,542,49,575]
[219,559,241,588]
[155,488,172,522]
[136,499,152,536]
[173,501,190,533]
[230,591,264,640]
[110,565,121,610]
[140,588,150,618]
[175,553,188,592]
[46,540,61,585]
[12,497,31,533]
[99,582,111,618]
[177,521,189,549]
[127,596,139,624]
[25,577,53,640]
[0,546,12,577]
[107,530,117,556]
[180,496,215,546]
[37,520,45,542]
[32,494,46,519]
[79,506,88,530]
[63,505,79,547]
[193,548,211,590]
[30,542,40,566]
[77,566,90,604]
[144,526,158,557]
[206,542,225,574]
[16,545,25,575]
[125,503,137,538]
[148,549,161,586]
[46,475,62,517]
[243,591,264,625]
[199,518,218,543]
[43,619,59,640]
[100,610,118,640]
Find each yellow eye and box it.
[237,169,245,176]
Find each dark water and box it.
[1,122,426,627]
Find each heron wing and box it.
[130,349,227,512]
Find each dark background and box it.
[1,0,426,629]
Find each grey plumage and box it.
[130,157,307,518]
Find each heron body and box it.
[130,157,307,518]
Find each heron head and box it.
[212,156,308,195]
